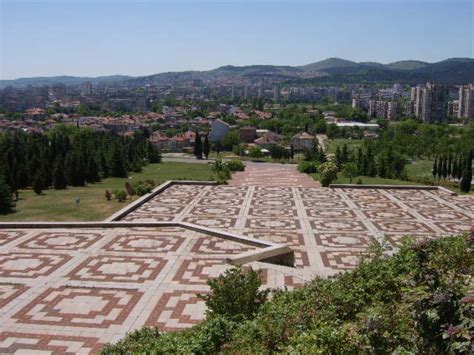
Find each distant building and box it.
[254,136,277,149]
[292,132,315,151]
[410,82,448,124]
[273,85,281,103]
[82,81,93,96]
[239,126,257,143]
[368,100,397,120]
[458,84,474,118]
[209,119,231,143]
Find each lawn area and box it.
[310,173,420,186]
[0,162,213,222]
[405,159,433,178]
[324,138,363,155]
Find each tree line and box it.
[0,126,161,214]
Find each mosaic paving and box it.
[0,167,473,353]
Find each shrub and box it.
[249,147,264,159]
[134,181,153,196]
[105,190,112,201]
[319,161,339,187]
[198,267,269,322]
[125,181,135,197]
[356,178,363,184]
[298,161,318,173]
[0,177,13,214]
[225,160,245,172]
[115,190,127,202]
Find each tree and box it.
[432,158,438,180]
[342,162,358,184]
[319,161,339,187]
[110,144,127,178]
[194,130,202,159]
[442,157,448,180]
[459,153,472,193]
[32,170,44,195]
[335,146,342,168]
[198,267,269,322]
[203,134,210,160]
[290,144,294,160]
[451,158,458,180]
[53,158,67,189]
[341,143,349,163]
[0,176,13,214]
[146,142,161,163]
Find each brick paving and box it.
[229,164,320,187]
[0,165,473,353]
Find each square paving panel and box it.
[245,218,301,230]
[249,207,298,218]
[432,221,473,235]
[0,230,27,247]
[313,232,376,249]
[302,199,349,209]
[373,220,434,234]
[67,255,168,283]
[242,229,305,247]
[104,232,186,253]
[189,205,241,216]
[0,252,72,278]
[360,209,416,220]
[353,200,401,210]
[145,290,206,331]
[383,233,436,248]
[197,197,245,206]
[189,236,256,255]
[171,257,228,285]
[0,283,29,309]
[417,209,472,221]
[18,231,103,251]
[13,286,143,328]
[309,219,367,232]
[251,198,296,208]
[182,216,237,229]
[306,208,356,219]
[0,332,103,354]
[320,250,366,271]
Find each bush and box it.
[225,160,245,172]
[0,177,13,214]
[132,181,154,196]
[356,178,363,184]
[199,267,269,322]
[105,190,112,201]
[115,190,127,202]
[319,161,339,187]
[298,161,318,173]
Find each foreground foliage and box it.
[103,235,473,354]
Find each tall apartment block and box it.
[410,82,448,124]
[458,84,474,118]
[368,99,397,120]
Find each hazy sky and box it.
[1,0,473,79]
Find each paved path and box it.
[229,164,320,188]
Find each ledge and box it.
[329,184,438,190]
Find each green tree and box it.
[203,134,210,160]
[220,130,240,151]
[319,161,339,187]
[432,158,438,180]
[198,267,269,322]
[110,144,127,178]
[459,153,472,193]
[0,176,13,214]
[32,170,44,195]
[194,130,203,159]
[53,158,67,190]
[342,162,358,184]
[335,146,342,168]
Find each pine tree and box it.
[0,176,13,214]
[366,145,377,177]
[452,158,458,180]
[456,157,463,180]
[110,144,127,178]
[203,134,210,160]
[447,154,452,178]
[459,152,472,193]
[32,170,44,195]
[442,157,448,179]
[53,158,67,189]
[432,158,438,179]
[341,143,349,164]
[356,147,364,175]
[86,157,100,183]
[194,130,202,159]
[318,146,327,163]
[335,146,342,168]
[290,144,294,160]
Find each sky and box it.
[0,0,473,80]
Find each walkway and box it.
[229,164,321,188]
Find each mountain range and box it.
[1,57,473,88]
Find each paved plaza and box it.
[0,166,472,353]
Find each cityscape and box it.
[0,0,473,354]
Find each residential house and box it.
[292,132,315,151]
[209,119,230,143]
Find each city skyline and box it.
[1,0,473,80]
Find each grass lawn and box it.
[405,159,434,178]
[310,173,420,186]
[0,162,213,222]
[324,139,363,155]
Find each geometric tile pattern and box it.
[0,164,472,353]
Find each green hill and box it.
[298,57,358,72]
[386,60,429,70]
[102,234,474,354]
